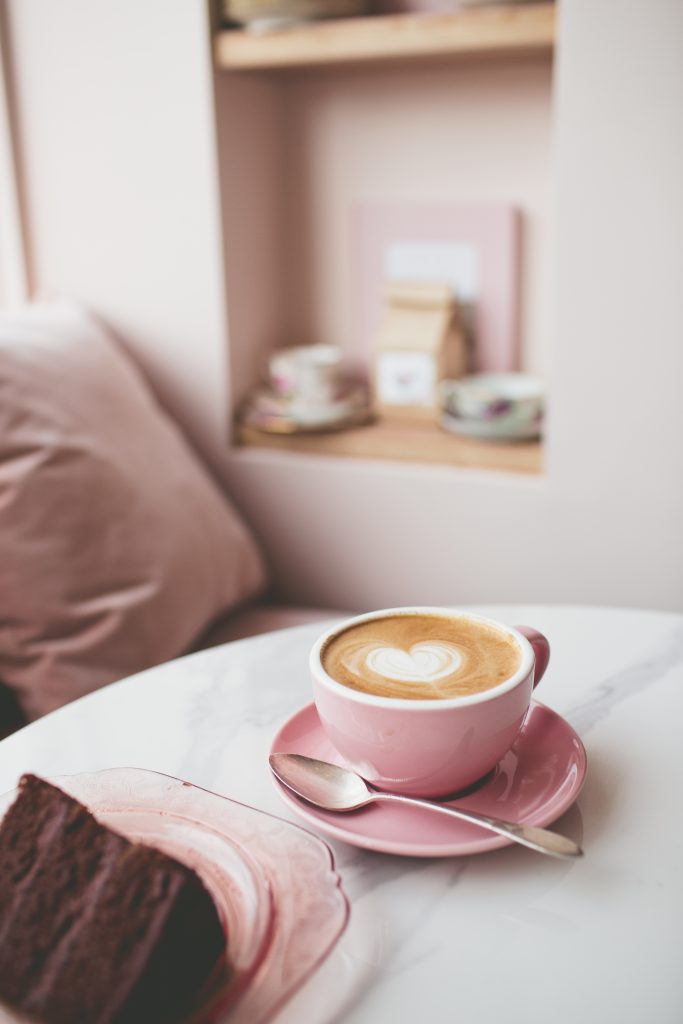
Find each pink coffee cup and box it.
[311,607,550,798]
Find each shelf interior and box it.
[214,5,554,476]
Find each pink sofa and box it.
[194,602,344,649]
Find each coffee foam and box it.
[321,614,522,700]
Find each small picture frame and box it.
[352,202,521,374]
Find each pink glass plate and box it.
[0,768,349,1023]
[270,702,587,857]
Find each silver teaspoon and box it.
[269,753,582,860]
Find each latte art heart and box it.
[321,613,522,700]
[366,643,462,683]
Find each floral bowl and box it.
[439,373,544,441]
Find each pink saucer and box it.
[270,702,587,857]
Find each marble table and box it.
[0,605,680,1023]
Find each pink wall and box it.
[281,59,553,380]
[213,73,287,412]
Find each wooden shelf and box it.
[215,4,556,71]
[236,419,543,474]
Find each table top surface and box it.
[0,604,680,1024]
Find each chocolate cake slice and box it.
[0,774,227,1024]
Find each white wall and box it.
[547,0,683,609]
[4,0,682,612]
[2,0,230,458]
[0,2,28,306]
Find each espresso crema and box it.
[321,614,522,700]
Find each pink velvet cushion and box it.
[0,302,267,720]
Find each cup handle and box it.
[515,626,550,689]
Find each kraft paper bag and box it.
[374,281,466,421]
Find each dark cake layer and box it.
[0,774,226,1023]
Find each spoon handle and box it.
[374,792,582,860]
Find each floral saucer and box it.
[238,379,372,434]
[270,702,586,857]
